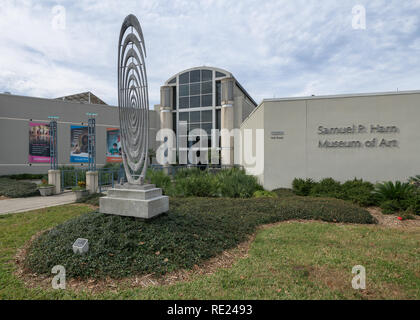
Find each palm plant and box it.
[374,181,414,201]
[409,175,420,188]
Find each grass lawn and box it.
[0,202,419,299]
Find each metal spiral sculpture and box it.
[118,14,149,185]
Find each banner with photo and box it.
[70,125,89,163]
[29,122,51,163]
[106,128,122,163]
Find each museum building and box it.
[157,66,257,165]
[1,66,420,190]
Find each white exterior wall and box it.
[241,91,420,190]
[240,104,265,185]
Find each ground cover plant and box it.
[24,196,375,280]
[0,178,39,198]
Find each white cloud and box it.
[0,0,420,107]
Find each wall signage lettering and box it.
[318,124,399,149]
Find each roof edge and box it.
[262,89,420,103]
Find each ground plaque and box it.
[72,238,89,254]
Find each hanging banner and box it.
[70,125,89,163]
[29,122,51,163]
[106,128,122,163]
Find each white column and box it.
[221,78,235,165]
[86,171,99,194]
[48,169,61,195]
[160,86,174,169]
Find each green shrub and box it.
[374,181,414,202]
[380,200,402,214]
[25,196,375,279]
[292,178,315,196]
[340,179,377,207]
[174,172,219,197]
[309,178,342,198]
[405,192,420,215]
[146,169,172,195]
[409,175,420,188]
[0,173,46,180]
[146,168,265,199]
[253,190,277,198]
[215,168,263,198]
[174,167,202,179]
[0,178,39,198]
[400,212,416,220]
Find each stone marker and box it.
[73,238,89,254]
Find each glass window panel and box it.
[179,97,189,109]
[190,96,200,108]
[189,123,200,132]
[179,112,189,122]
[202,70,212,81]
[216,71,226,78]
[190,111,200,123]
[179,72,189,84]
[179,84,189,97]
[201,110,212,122]
[201,94,212,107]
[178,122,188,135]
[190,83,200,96]
[216,109,221,130]
[201,81,212,95]
[216,81,221,106]
[172,87,177,109]
[200,138,211,148]
[172,113,177,135]
[198,138,210,148]
[201,123,212,135]
[168,77,176,84]
[187,139,204,148]
[190,70,201,83]
[179,136,188,146]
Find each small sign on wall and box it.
[271,131,285,140]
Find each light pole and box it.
[86,113,98,194]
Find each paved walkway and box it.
[0,192,77,215]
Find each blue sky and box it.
[1,0,420,106]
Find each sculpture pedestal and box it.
[99,184,169,219]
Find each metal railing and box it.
[98,167,126,193]
[61,168,88,191]
[148,164,243,178]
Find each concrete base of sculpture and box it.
[99,184,169,219]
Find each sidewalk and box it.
[0,192,77,215]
